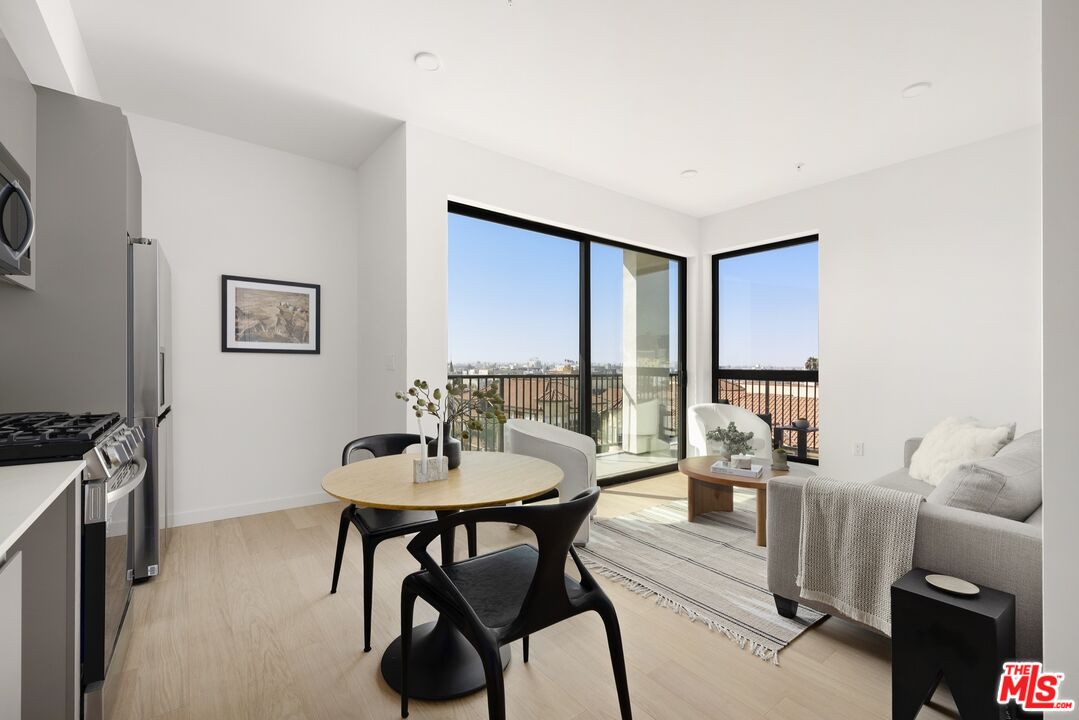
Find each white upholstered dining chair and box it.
[503,419,597,545]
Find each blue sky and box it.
[449,214,816,368]
[448,214,680,366]
[716,242,819,368]
[448,214,580,364]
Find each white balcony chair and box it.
[503,419,597,545]
[687,403,772,461]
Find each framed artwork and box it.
[221,275,320,354]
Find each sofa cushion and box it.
[908,417,1015,486]
[927,430,1042,521]
[872,469,935,498]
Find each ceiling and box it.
[69,0,1040,217]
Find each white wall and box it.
[128,114,361,526]
[699,127,1042,483]
[355,124,408,436]
[1042,0,1078,677]
[402,125,701,433]
[0,0,99,99]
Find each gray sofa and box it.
[766,435,1043,659]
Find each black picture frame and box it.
[221,274,321,354]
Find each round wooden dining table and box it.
[321,450,563,701]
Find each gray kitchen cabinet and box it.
[0,552,22,720]
[8,480,79,719]
[0,88,134,411]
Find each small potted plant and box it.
[771,438,789,471]
[706,421,755,467]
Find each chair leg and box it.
[330,505,352,594]
[523,634,530,663]
[478,643,507,720]
[362,537,377,652]
[597,600,633,720]
[400,586,416,719]
[466,521,478,558]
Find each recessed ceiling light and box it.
[680,169,699,178]
[901,81,932,99]
[414,52,441,71]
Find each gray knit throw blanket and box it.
[796,476,923,635]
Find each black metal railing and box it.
[447,371,680,455]
[714,368,819,463]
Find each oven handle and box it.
[106,457,147,506]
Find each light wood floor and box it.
[111,473,959,719]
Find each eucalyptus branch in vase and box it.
[394,379,445,478]
[393,378,508,477]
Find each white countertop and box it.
[0,461,84,558]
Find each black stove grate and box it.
[0,412,123,464]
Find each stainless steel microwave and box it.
[0,140,34,276]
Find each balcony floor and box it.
[596,449,678,480]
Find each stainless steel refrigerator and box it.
[129,238,172,580]
[0,88,173,582]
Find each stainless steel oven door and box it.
[83,458,144,720]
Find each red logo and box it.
[998,662,1075,712]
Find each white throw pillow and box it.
[908,417,1015,486]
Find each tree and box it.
[805,356,819,371]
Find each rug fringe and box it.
[580,557,781,666]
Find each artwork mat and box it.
[221,275,321,353]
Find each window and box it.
[712,236,819,463]
[448,202,687,483]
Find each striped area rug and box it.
[577,498,826,664]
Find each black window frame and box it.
[448,201,689,485]
[711,234,820,465]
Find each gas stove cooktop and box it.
[0,411,124,465]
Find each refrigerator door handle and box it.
[159,348,165,412]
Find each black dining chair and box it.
[330,433,478,652]
[398,487,631,720]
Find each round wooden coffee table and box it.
[321,450,563,700]
[677,455,786,547]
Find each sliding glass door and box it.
[448,202,686,483]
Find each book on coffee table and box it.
[709,460,765,479]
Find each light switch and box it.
[385,354,397,371]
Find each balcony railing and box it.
[447,371,680,455]
[714,368,819,463]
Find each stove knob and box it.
[113,442,131,463]
[106,445,122,466]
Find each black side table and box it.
[891,568,1018,720]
